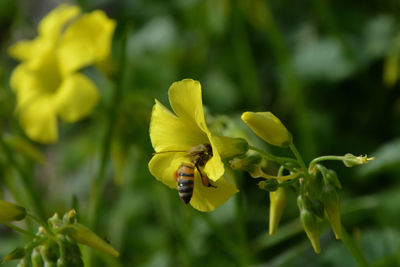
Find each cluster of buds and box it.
[236,110,373,253]
[2,210,119,266]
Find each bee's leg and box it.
[196,165,217,188]
[173,170,179,182]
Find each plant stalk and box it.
[340,224,370,267]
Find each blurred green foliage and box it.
[1,0,400,266]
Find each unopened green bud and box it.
[230,155,262,170]
[2,247,25,262]
[230,155,266,178]
[317,165,342,189]
[298,195,320,253]
[40,241,59,264]
[269,187,289,235]
[56,258,67,267]
[322,184,341,239]
[212,136,249,159]
[258,179,279,192]
[31,248,44,267]
[343,153,373,167]
[310,199,325,219]
[0,200,26,223]
[241,111,292,147]
[61,223,119,258]
[56,235,83,267]
[48,213,62,229]
[17,258,28,267]
[63,210,77,225]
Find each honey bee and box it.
[157,144,216,204]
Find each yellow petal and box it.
[203,141,224,181]
[57,10,116,76]
[168,79,209,133]
[148,152,186,189]
[18,95,58,144]
[53,73,99,123]
[190,175,238,212]
[8,39,43,62]
[149,99,208,152]
[10,65,50,111]
[38,4,81,40]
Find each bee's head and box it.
[187,143,213,166]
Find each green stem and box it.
[0,134,46,220]
[277,165,285,177]
[289,143,307,173]
[3,222,35,238]
[340,224,370,267]
[248,145,298,167]
[309,155,346,171]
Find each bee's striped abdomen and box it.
[177,163,194,204]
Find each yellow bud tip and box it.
[269,227,276,235]
[268,188,289,236]
[312,242,321,254]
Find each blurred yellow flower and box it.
[148,79,238,212]
[9,4,116,143]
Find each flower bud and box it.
[230,155,266,178]
[310,199,325,219]
[57,235,83,267]
[212,136,249,159]
[319,166,342,189]
[62,209,77,225]
[17,258,28,267]
[61,223,119,258]
[343,153,374,167]
[0,200,26,223]
[322,184,341,239]
[241,112,292,147]
[2,247,25,262]
[269,186,289,235]
[48,213,62,229]
[40,241,58,264]
[56,259,67,267]
[31,248,44,267]
[298,195,320,253]
[230,155,262,170]
[258,179,279,192]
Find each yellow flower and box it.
[148,79,240,212]
[8,4,116,143]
